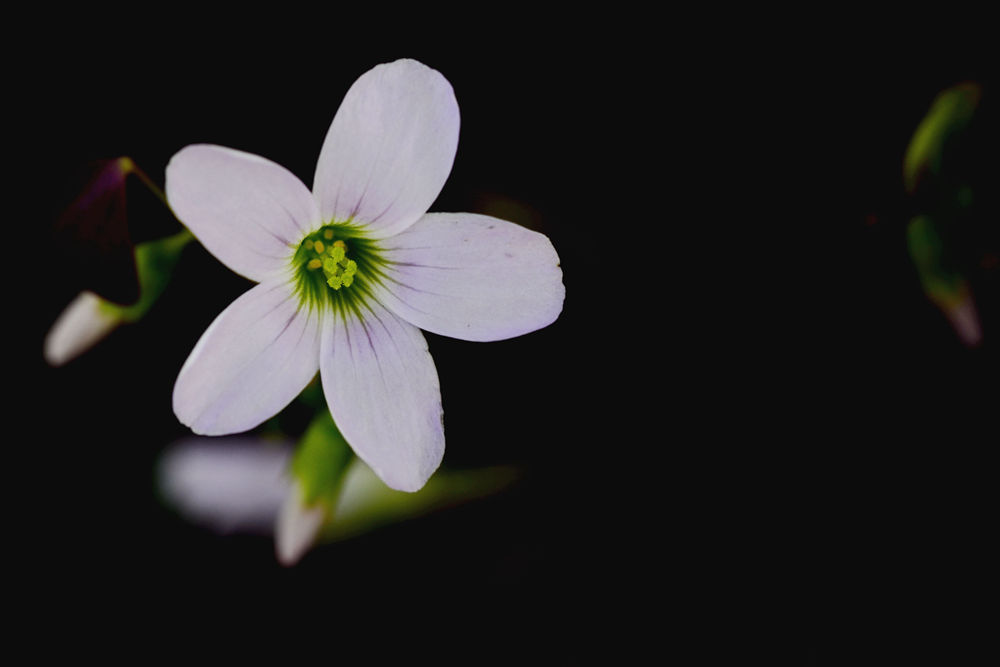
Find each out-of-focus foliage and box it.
[291,409,354,512]
[903,83,981,195]
[903,82,985,347]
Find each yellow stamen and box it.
[307,258,322,270]
[313,240,325,254]
[324,229,334,240]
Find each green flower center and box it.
[291,223,387,313]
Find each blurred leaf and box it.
[903,83,980,195]
[907,215,964,304]
[323,463,520,542]
[907,214,981,346]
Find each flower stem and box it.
[128,161,169,209]
[293,407,356,509]
[123,157,191,237]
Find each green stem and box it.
[292,407,356,509]
[123,157,191,237]
[128,161,170,209]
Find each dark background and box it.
[16,15,995,660]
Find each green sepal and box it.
[99,228,192,322]
[291,409,354,509]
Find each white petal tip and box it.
[275,481,325,566]
[369,453,443,493]
[378,469,433,494]
[43,292,120,366]
[171,396,249,438]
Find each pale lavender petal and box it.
[374,213,564,341]
[43,291,121,366]
[173,280,322,435]
[166,145,320,281]
[320,299,444,492]
[313,59,460,239]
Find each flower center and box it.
[306,237,358,289]
[291,223,387,312]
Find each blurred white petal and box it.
[43,291,121,366]
[157,437,292,534]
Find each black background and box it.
[15,14,996,661]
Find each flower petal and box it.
[374,213,565,341]
[43,291,121,366]
[166,144,320,281]
[320,299,444,492]
[313,59,460,239]
[174,280,322,435]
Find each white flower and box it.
[166,59,564,492]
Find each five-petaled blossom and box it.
[167,59,564,492]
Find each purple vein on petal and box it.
[218,309,297,390]
[378,271,455,299]
[276,308,316,380]
[367,304,410,377]
[256,282,290,304]
[247,214,291,247]
[268,196,308,244]
[349,131,389,222]
[362,308,395,397]
[389,262,462,270]
[367,191,402,225]
[378,244,441,252]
